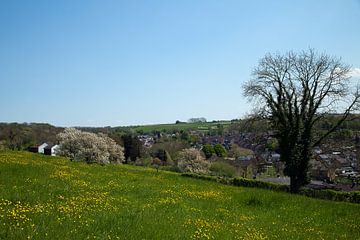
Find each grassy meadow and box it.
[125,121,232,133]
[0,151,359,239]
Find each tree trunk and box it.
[290,176,302,193]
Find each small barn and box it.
[38,143,48,154]
[44,144,59,156]
[29,143,48,154]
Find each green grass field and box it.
[125,121,232,133]
[0,151,359,239]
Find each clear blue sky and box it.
[1,0,359,127]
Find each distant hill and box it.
[121,120,234,134]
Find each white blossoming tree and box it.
[177,148,210,174]
[57,128,125,164]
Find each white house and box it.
[38,143,48,154]
[44,144,60,156]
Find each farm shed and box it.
[44,144,59,156]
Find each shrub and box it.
[232,177,289,192]
[213,144,227,157]
[299,189,360,203]
[202,144,215,159]
[181,173,360,204]
[177,148,210,174]
[210,161,236,177]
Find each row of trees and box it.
[202,144,227,159]
[0,123,63,150]
[55,127,221,175]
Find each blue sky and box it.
[0,0,359,127]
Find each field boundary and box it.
[181,173,360,204]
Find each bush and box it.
[202,144,215,159]
[210,161,236,177]
[213,144,227,157]
[232,177,289,192]
[177,148,210,174]
[299,188,360,203]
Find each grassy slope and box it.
[127,121,232,133]
[0,151,359,240]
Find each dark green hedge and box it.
[181,173,360,204]
[232,177,289,192]
[299,188,360,203]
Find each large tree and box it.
[121,134,143,163]
[57,128,125,164]
[243,49,359,193]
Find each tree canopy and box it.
[57,128,125,164]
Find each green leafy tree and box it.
[121,134,143,163]
[213,144,227,157]
[152,148,174,165]
[228,144,253,158]
[202,144,215,159]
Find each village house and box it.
[29,143,48,154]
[137,135,154,148]
[44,144,59,156]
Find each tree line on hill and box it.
[0,123,63,150]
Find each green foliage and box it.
[0,123,63,150]
[151,149,174,166]
[124,121,232,134]
[213,144,227,157]
[228,144,253,158]
[202,144,215,159]
[1,151,360,240]
[299,189,360,203]
[134,157,152,167]
[232,177,289,192]
[182,172,360,204]
[165,150,174,165]
[150,140,189,161]
[330,129,354,141]
[210,161,236,177]
[158,165,181,173]
[121,134,143,163]
[266,138,279,151]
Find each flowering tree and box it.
[177,148,210,174]
[57,128,125,164]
